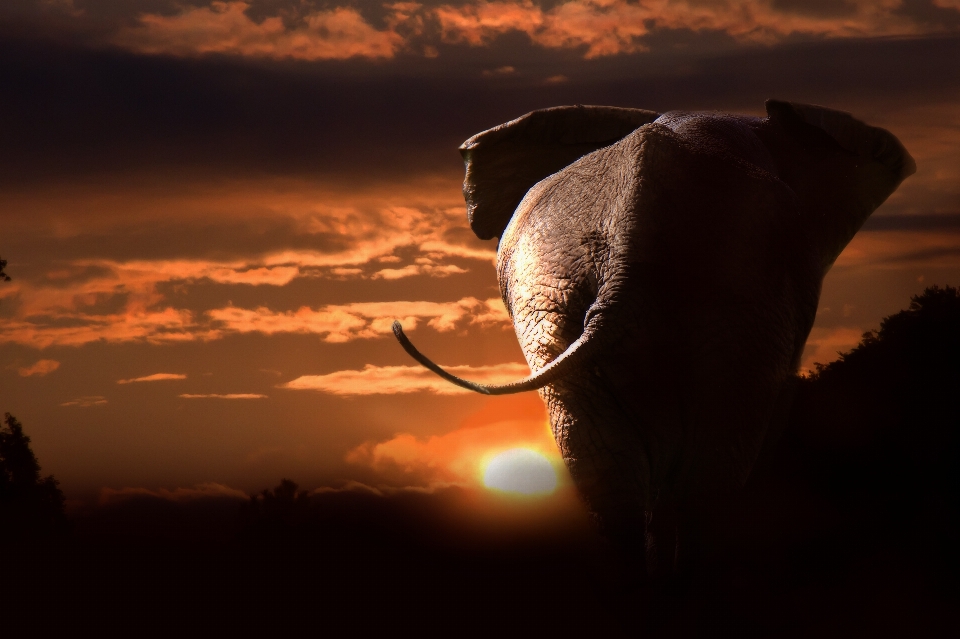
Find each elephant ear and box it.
[460,105,660,240]
[762,99,916,270]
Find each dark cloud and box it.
[887,246,960,264]
[7,214,355,263]
[770,0,859,18]
[239,0,432,32]
[896,0,960,28]
[0,37,465,185]
[74,0,200,21]
[241,0,307,26]
[863,213,960,232]
[1,33,959,186]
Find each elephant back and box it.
[499,119,824,502]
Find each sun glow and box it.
[482,448,558,496]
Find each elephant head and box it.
[393,100,914,574]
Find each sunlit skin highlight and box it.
[482,448,558,496]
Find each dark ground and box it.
[6,480,956,636]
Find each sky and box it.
[1,0,958,511]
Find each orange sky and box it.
[1,0,958,510]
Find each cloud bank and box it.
[97,0,960,61]
[0,190,501,349]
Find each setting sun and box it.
[482,448,558,496]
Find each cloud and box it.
[417,240,497,264]
[346,394,559,486]
[834,229,960,269]
[111,1,406,61]
[179,393,268,399]
[117,373,187,384]
[435,0,943,58]
[99,482,249,505]
[210,296,510,343]
[282,362,531,395]
[482,65,517,76]
[436,1,544,46]
[68,258,301,289]
[61,396,108,407]
[0,308,216,350]
[372,262,468,279]
[17,359,60,377]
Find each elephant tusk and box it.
[391,320,601,395]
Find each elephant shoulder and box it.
[613,121,808,282]
[498,122,682,249]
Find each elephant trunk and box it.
[391,318,604,395]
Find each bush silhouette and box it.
[0,413,66,538]
[795,285,959,483]
[239,478,312,539]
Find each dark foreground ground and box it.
[6,472,958,637]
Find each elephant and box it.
[392,100,915,577]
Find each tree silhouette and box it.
[811,284,959,381]
[0,413,66,538]
[781,285,960,576]
[0,255,9,282]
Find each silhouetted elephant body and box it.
[394,100,915,575]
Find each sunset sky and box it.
[1,0,958,510]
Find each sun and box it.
[482,448,558,496]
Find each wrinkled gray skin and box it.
[393,100,915,576]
